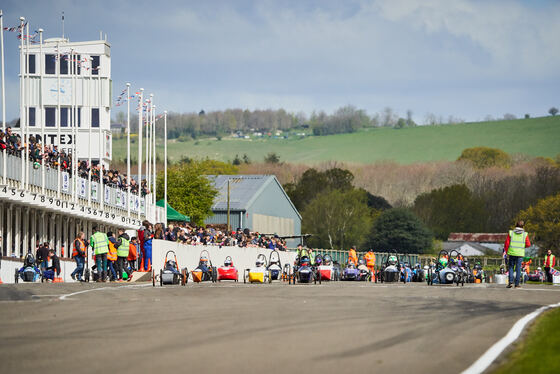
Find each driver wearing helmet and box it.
[224,258,233,267]
[357,258,369,273]
[198,256,209,273]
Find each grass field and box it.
[112,116,560,165]
[492,307,560,373]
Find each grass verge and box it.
[492,307,560,373]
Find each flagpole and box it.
[99,74,103,211]
[56,39,61,197]
[19,17,25,189]
[87,58,92,205]
[1,10,6,185]
[73,49,78,202]
[71,49,75,201]
[146,95,152,200]
[164,110,167,224]
[152,103,156,207]
[137,88,143,219]
[24,22,30,189]
[126,82,131,216]
[39,29,44,194]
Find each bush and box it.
[366,208,433,253]
[458,146,511,169]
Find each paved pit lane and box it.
[1,282,559,374]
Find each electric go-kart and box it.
[411,263,425,282]
[244,254,272,284]
[217,256,239,282]
[526,267,546,282]
[267,251,283,281]
[290,254,319,284]
[376,252,403,283]
[191,250,217,283]
[152,250,188,287]
[472,261,485,283]
[316,254,340,281]
[427,250,468,286]
[15,254,41,283]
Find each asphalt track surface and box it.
[1,281,560,374]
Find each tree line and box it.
[113,105,425,140]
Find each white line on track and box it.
[58,284,151,300]
[461,301,560,374]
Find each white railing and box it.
[0,151,155,221]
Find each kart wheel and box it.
[318,273,322,284]
[152,269,155,287]
[84,269,90,283]
[243,270,247,284]
[14,269,19,284]
[268,271,272,284]
[159,270,163,287]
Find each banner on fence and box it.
[104,186,111,204]
[78,178,87,198]
[61,172,70,193]
[91,182,98,201]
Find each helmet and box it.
[323,255,332,265]
[256,258,264,267]
[224,258,232,267]
[166,260,176,269]
[388,255,397,265]
[24,253,35,267]
[200,256,208,262]
[537,267,542,271]
[423,265,429,270]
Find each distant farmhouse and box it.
[205,175,301,247]
[110,123,126,134]
[445,233,539,257]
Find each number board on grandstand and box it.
[0,186,142,227]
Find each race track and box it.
[1,282,559,374]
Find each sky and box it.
[1,0,559,123]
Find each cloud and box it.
[1,0,559,122]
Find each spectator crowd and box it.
[0,127,149,196]
[155,221,288,251]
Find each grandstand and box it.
[0,23,164,259]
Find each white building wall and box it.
[18,38,112,166]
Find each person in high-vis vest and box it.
[543,249,556,283]
[107,232,118,281]
[90,226,109,282]
[116,229,132,281]
[70,232,86,281]
[364,250,376,281]
[504,220,531,288]
[348,246,358,266]
[308,248,315,265]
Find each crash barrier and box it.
[1,255,81,284]
[152,240,297,281]
[0,152,163,221]
[313,249,418,267]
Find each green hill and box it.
[111,116,560,165]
